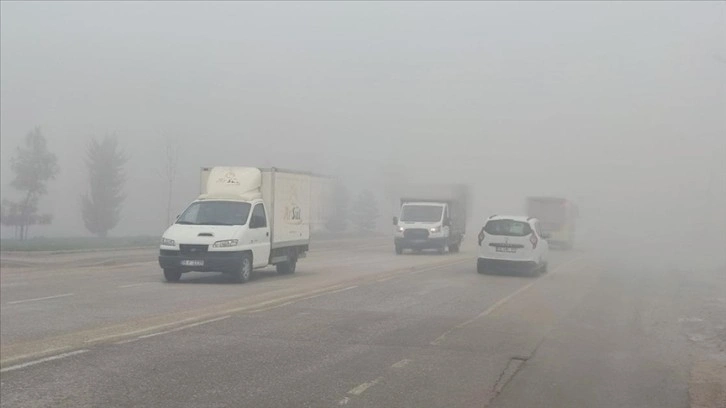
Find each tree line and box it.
[1,127,380,240]
[1,128,131,239]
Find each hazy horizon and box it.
[1,2,724,248]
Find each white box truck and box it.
[391,184,469,254]
[158,167,324,282]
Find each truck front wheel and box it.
[232,254,253,283]
[163,268,182,282]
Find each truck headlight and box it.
[161,237,176,246]
[430,226,441,233]
[213,239,239,248]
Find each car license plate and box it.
[495,247,517,253]
[181,259,204,266]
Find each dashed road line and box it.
[0,350,89,373]
[431,255,585,346]
[348,376,384,395]
[391,358,412,368]
[6,293,75,305]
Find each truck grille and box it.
[404,229,430,239]
[179,244,209,254]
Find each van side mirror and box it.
[393,216,398,225]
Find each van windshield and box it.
[177,201,251,226]
[400,205,443,223]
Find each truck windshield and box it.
[177,201,251,226]
[400,205,443,223]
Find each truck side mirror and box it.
[392,216,398,225]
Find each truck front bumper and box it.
[395,237,448,250]
[158,250,245,273]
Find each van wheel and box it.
[233,254,253,283]
[395,245,403,255]
[163,268,182,282]
[276,257,297,275]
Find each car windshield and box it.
[400,205,443,223]
[177,201,251,226]
[484,219,533,236]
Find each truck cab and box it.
[159,197,271,281]
[394,201,457,254]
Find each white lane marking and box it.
[391,359,412,369]
[247,285,359,314]
[431,255,585,346]
[376,276,395,283]
[0,349,89,373]
[348,376,384,395]
[338,396,350,405]
[85,315,210,343]
[136,315,231,339]
[118,282,155,288]
[6,293,75,305]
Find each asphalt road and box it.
[1,238,724,408]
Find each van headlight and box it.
[397,226,404,233]
[213,239,239,248]
[161,237,176,246]
[430,226,441,233]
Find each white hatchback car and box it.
[477,215,549,276]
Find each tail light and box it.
[530,232,538,249]
[478,228,485,246]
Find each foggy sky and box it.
[1,1,724,242]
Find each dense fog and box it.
[1,2,724,266]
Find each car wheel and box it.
[163,268,182,282]
[233,254,253,283]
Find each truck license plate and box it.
[181,260,204,266]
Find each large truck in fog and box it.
[392,184,469,254]
[158,167,329,282]
[525,196,578,249]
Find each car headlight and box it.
[161,237,176,246]
[213,239,239,248]
[430,226,441,233]
[397,226,404,233]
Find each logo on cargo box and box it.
[284,185,303,225]
[217,172,240,185]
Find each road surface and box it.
[1,238,724,407]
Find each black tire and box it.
[395,245,403,255]
[232,254,253,283]
[437,246,446,255]
[163,268,182,282]
[276,257,297,275]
